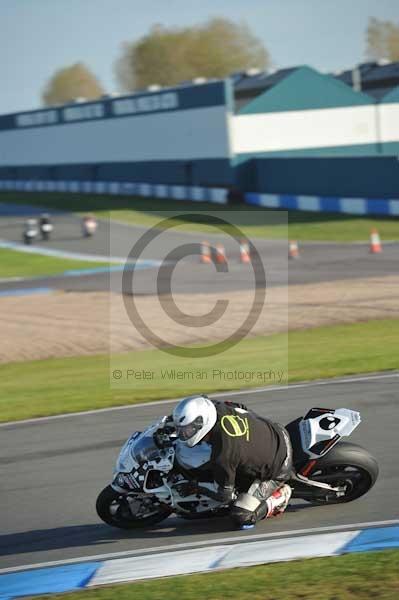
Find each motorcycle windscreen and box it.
[131,433,160,463]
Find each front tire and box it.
[96,485,171,529]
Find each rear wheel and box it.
[96,485,171,529]
[309,463,375,504]
[304,443,379,505]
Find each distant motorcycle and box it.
[23,219,38,245]
[96,406,379,529]
[82,215,97,237]
[40,215,53,241]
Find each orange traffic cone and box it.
[288,240,299,259]
[239,239,251,264]
[200,241,212,264]
[370,228,382,254]
[215,243,227,264]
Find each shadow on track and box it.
[0,519,226,558]
[0,504,310,559]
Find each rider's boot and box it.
[266,484,292,517]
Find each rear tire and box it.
[96,485,171,529]
[305,442,379,504]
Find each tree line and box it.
[42,16,399,106]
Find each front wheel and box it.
[305,442,379,504]
[96,485,171,529]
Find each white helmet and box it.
[173,395,217,447]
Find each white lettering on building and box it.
[16,110,58,127]
[63,103,104,122]
[112,92,178,116]
[14,91,180,128]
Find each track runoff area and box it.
[0,372,398,597]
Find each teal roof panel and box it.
[238,66,373,114]
[382,85,399,103]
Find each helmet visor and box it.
[176,416,204,442]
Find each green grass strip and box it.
[35,549,399,600]
[0,248,110,279]
[2,191,398,242]
[0,319,397,422]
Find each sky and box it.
[1,0,398,115]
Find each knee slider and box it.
[231,492,261,527]
[230,504,256,526]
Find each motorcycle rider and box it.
[39,213,53,240]
[40,213,51,227]
[172,395,293,529]
[82,213,97,237]
[23,218,38,244]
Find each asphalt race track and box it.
[0,206,398,294]
[1,373,397,570]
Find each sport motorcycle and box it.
[96,406,379,529]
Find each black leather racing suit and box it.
[192,401,293,525]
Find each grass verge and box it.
[2,191,398,242]
[0,319,397,422]
[0,248,110,279]
[35,550,399,600]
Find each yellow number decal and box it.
[221,415,250,441]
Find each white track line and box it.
[1,519,398,575]
[1,371,398,428]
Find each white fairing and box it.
[85,220,97,232]
[175,440,212,469]
[300,408,361,458]
[112,418,220,513]
[115,433,140,473]
[115,417,167,473]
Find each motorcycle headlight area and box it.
[114,431,174,492]
[115,431,159,471]
[131,434,160,463]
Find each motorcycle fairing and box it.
[299,407,361,458]
[113,419,175,493]
[114,432,141,473]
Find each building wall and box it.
[232,105,378,157]
[232,67,381,159]
[379,89,399,155]
[0,70,398,199]
[236,156,399,199]
[0,159,232,187]
[0,81,234,186]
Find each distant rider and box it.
[40,213,51,228]
[39,213,53,240]
[172,395,293,529]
